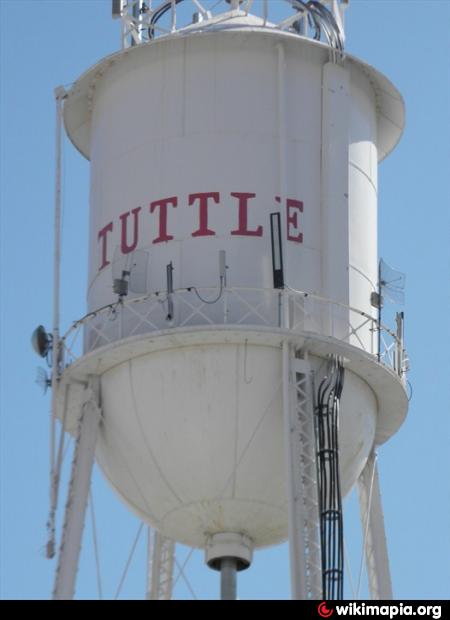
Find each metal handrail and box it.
[61,286,406,379]
[117,0,347,53]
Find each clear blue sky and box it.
[1,0,449,600]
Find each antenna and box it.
[31,325,52,358]
[112,0,124,19]
[166,262,174,321]
[219,250,227,288]
[36,367,52,394]
[112,247,149,297]
[377,258,406,360]
[379,258,406,305]
[129,249,149,294]
[270,213,284,289]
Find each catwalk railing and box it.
[61,287,407,380]
[116,0,347,53]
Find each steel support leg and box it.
[358,451,393,600]
[53,377,101,600]
[220,558,237,601]
[282,342,322,600]
[147,528,175,600]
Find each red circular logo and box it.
[318,602,334,618]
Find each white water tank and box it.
[62,14,407,550]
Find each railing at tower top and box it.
[61,287,407,380]
[113,0,347,54]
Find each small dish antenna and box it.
[375,258,406,362]
[36,367,51,394]
[31,325,52,358]
[112,247,149,297]
[379,258,405,306]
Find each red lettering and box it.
[190,192,219,237]
[287,198,303,243]
[98,222,113,270]
[150,197,177,243]
[230,192,263,237]
[120,207,141,254]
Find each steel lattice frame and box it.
[283,343,322,599]
[147,529,176,600]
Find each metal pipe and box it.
[220,558,237,600]
[48,86,66,556]
[396,312,404,375]
[377,260,382,362]
[277,44,288,287]
[51,87,65,468]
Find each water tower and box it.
[39,0,408,600]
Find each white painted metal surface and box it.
[74,31,381,324]
[358,451,393,600]
[53,378,101,600]
[205,532,253,569]
[58,8,407,574]
[321,63,350,336]
[67,333,375,548]
[59,320,407,445]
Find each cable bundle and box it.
[315,355,345,600]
